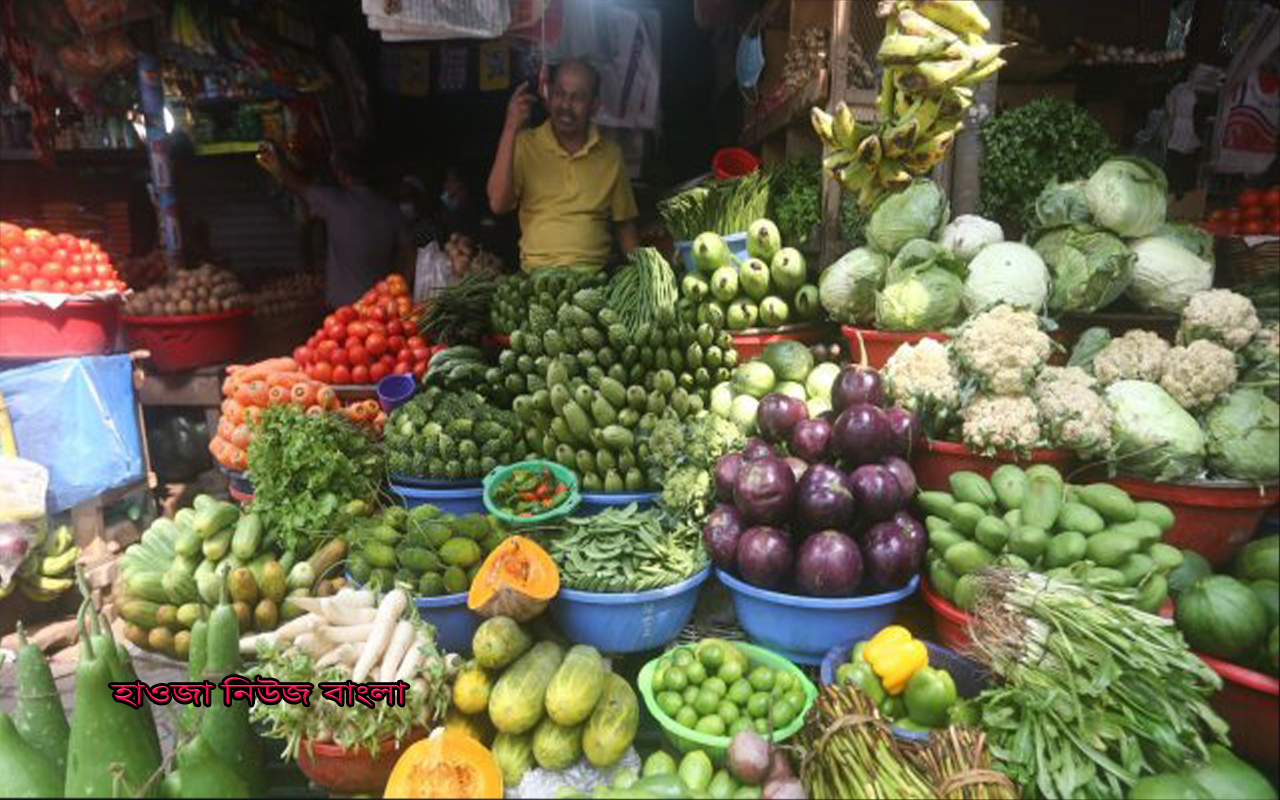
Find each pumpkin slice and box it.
[383,728,502,799]
[467,536,559,622]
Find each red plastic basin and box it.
[1197,654,1279,775]
[911,439,1077,493]
[295,730,425,795]
[921,578,971,650]
[712,147,759,179]
[0,299,120,359]
[1110,477,1280,569]
[732,324,833,361]
[840,326,949,370]
[123,309,250,372]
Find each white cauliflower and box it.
[1160,339,1239,410]
[1033,367,1114,458]
[883,337,961,437]
[961,394,1043,456]
[1093,329,1171,385]
[1179,289,1261,351]
[953,305,1054,395]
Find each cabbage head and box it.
[866,179,950,256]
[939,215,1004,264]
[887,238,957,279]
[1034,225,1135,314]
[1205,388,1279,482]
[818,247,887,325]
[1154,222,1215,263]
[962,242,1050,315]
[1068,326,1113,370]
[875,265,964,332]
[1105,380,1206,482]
[1085,157,1168,237]
[1033,179,1092,231]
[1127,233,1214,314]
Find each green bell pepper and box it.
[881,694,906,720]
[847,661,887,709]
[904,666,957,728]
[850,642,868,663]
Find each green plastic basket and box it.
[482,460,581,526]
[637,641,818,764]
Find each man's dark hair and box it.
[331,143,373,183]
[553,58,601,101]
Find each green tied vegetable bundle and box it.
[417,272,498,345]
[385,386,523,480]
[658,172,771,241]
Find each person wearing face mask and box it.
[399,175,437,249]
[437,165,480,242]
[487,58,639,272]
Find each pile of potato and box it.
[253,273,325,318]
[125,263,250,317]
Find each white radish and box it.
[315,642,362,669]
[287,594,376,625]
[272,613,322,645]
[315,623,374,644]
[332,587,375,608]
[239,633,269,657]
[394,632,429,682]
[378,621,416,682]
[293,632,327,659]
[351,589,409,683]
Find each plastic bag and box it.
[512,749,642,799]
[0,355,144,513]
[0,457,48,588]
[413,241,453,302]
[363,0,510,41]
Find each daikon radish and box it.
[272,612,322,645]
[394,632,429,682]
[351,589,408,683]
[315,642,362,669]
[294,632,327,659]
[378,621,415,682]
[316,623,374,644]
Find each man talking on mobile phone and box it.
[486,59,639,273]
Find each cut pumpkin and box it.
[467,536,559,622]
[383,728,502,799]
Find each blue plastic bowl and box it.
[716,569,920,665]
[673,232,749,274]
[550,568,711,654]
[573,491,660,517]
[414,593,481,657]
[388,481,486,515]
[376,373,416,413]
[819,638,990,741]
[389,475,483,489]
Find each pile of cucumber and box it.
[922,465,1184,613]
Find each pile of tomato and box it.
[0,222,128,294]
[293,275,434,385]
[1204,186,1280,236]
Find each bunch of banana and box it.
[12,524,80,602]
[811,0,1009,208]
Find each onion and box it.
[763,780,808,800]
[727,731,771,785]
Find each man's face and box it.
[548,66,596,141]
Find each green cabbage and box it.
[865,179,950,256]
[1205,389,1279,482]
[887,238,959,279]
[1032,179,1092,231]
[1068,326,1113,370]
[876,264,964,332]
[1034,224,1135,314]
[1084,157,1168,237]
[1105,380,1206,482]
[939,215,1004,264]
[817,247,887,325]
[1154,222,1215,263]
[962,242,1050,315]
[1127,234,1214,314]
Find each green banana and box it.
[898,57,975,93]
[41,546,80,578]
[823,150,858,173]
[883,118,920,158]
[855,133,884,170]
[959,57,1007,86]
[938,86,973,118]
[910,0,990,36]
[894,7,962,41]
[878,33,953,64]
[832,103,857,147]
[810,108,836,144]
[902,129,957,173]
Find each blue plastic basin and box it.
[388,481,486,515]
[819,638,989,741]
[550,568,711,654]
[573,491,660,517]
[716,569,920,665]
[414,593,481,657]
[673,232,749,275]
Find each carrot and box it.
[351,589,408,683]
[316,387,338,410]
[230,425,252,450]
[267,385,289,406]
[217,417,235,442]
[242,380,269,407]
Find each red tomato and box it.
[297,346,313,364]
[332,365,352,385]
[39,261,64,279]
[66,264,85,282]
[344,335,362,350]
[411,346,431,363]
[1244,205,1266,220]
[407,336,426,350]
[317,339,339,357]
[19,262,38,279]
[386,319,404,336]
[395,361,411,375]
[0,222,21,247]
[1240,189,1263,208]
[387,335,406,353]
[366,305,386,323]
[69,281,85,294]
[23,228,50,245]
[369,363,389,382]
[413,363,427,380]
[3,274,25,289]
[26,245,48,264]
[311,361,334,383]
[1265,187,1280,209]
[86,278,104,290]
[293,346,307,362]
[336,306,357,323]
[28,277,50,291]
[348,320,370,339]
[324,317,345,339]
[385,275,408,295]
[366,333,388,357]
[330,347,350,367]
[8,245,28,263]
[49,248,68,263]
[49,279,69,293]
[1243,220,1266,235]
[348,344,368,365]
[351,364,370,384]
[379,354,396,369]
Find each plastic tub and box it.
[820,638,990,741]
[414,593,483,657]
[841,326,949,370]
[0,299,120,359]
[483,460,581,526]
[731,323,834,361]
[388,481,486,516]
[716,569,920,665]
[376,373,416,413]
[921,578,971,650]
[389,475,482,489]
[638,641,816,763]
[1110,477,1280,569]
[295,730,426,795]
[123,309,251,372]
[712,147,759,180]
[573,491,659,517]
[1197,653,1279,775]
[911,439,1077,493]
[673,232,749,274]
[550,568,710,654]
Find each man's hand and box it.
[504,82,534,133]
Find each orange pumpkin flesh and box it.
[467,536,559,622]
[383,729,502,799]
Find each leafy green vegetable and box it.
[1033,224,1135,314]
[658,172,772,241]
[1205,388,1280,482]
[866,179,950,256]
[818,247,888,325]
[766,157,822,249]
[646,413,744,520]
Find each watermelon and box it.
[1175,576,1270,660]
[1168,549,1212,596]
[1235,535,1279,583]
[1189,746,1278,800]
[1270,627,1279,675]
[1251,580,1279,628]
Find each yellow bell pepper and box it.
[864,628,928,696]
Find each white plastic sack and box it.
[510,749,642,799]
[363,0,510,41]
[413,241,453,302]
[0,457,49,588]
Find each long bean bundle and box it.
[907,727,1020,800]
[605,248,679,332]
[964,569,1228,800]
[417,272,497,345]
[658,173,772,240]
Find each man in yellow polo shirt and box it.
[487,59,639,271]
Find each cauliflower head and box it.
[1093,329,1171,385]
[1179,288,1261,351]
[953,305,1053,395]
[883,337,961,434]
[961,394,1043,456]
[1160,339,1239,410]
[1033,367,1114,458]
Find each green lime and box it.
[727,679,753,705]
[717,701,741,725]
[656,656,673,673]
[748,666,775,692]
[685,661,708,685]
[784,688,806,710]
[651,667,668,692]
[695,715,726,737]
[729,717,754,737]
[665,667,688,692]
[717,659,744,684]
[773,673,796,694]
[694,689,721,716]
[702,677,728,698]
[835,663,857,685]
[746,692,770,719]
[657,691,683,718]
[682,685,700,706]
[770,698,797,728]
[753,718,769,735]
[699,641,726,671]
[675,706,699,730]
[673,649,694,668]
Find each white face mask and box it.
[399,202,416,220]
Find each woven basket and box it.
[1217,236,1280,286]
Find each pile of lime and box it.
[649,638,806,738]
